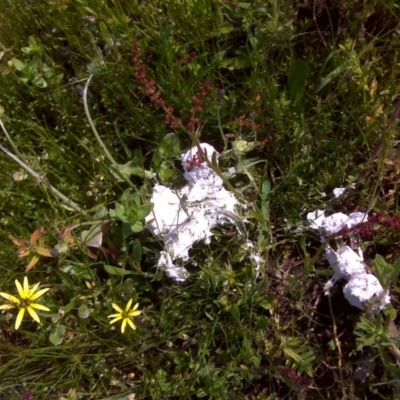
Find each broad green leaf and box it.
[242,334,251,350]
[104,264,134,276]
[63,298,77,314]
[260,177,271,221]
[109,204,129,223]
[131,239,142,263]
[28,56,39,72]
[384,304,397,321]
[258,295,274,310]
[158,163,174,182]
[11,58,25,71]
[49,325,66,346]
[230,304,241,324]
[137,202,154,220]
[255,317,270,330]
[373,254,391,289]
[215,22,234,35]
[251,355,261,368]
[157,132,180,158]
[32,75,47,88]
[392,257,400,277]
[109,162,137,182]
[288,59,309,104]
[131,221,144,233]
[98,21,109,37]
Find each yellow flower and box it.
[107,299,141,333]
[0,276,50,330]
[12,226,53,271]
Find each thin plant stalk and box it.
[216,103,228,152]
[0,118,25,160]
[83,75,118,166]
[0,144,83,214]
[83,75,136,190]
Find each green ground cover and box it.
[1,1,400,399]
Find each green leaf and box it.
[257,294,274,311]
[32,74,47,88]
[242,335,252,350]
[11,58,25,71]
[27,56,39,72]
[49,325,66,346]
[230,304,241,324]
[63,298,77,314]
[384,304,397,321]
[109,162,137,182]
[122,222,133,236]
[373,254,391,289]
[392,257,400,278]
[109,204,129,223]
[104,264,134,276]
[215,22,234,35]
[131,239,142,263]
[157,132,180,159]
[260,177,271,221]
[313,64,347,95]
[251,355,261,368]
[255,317,270,330]
[136,202,153,220]
[130,221,144,233]
[98,21,109,37]
[158,162,174,182]
[283,347,303,364]
[288,59,309,104]
[220,54,252,70]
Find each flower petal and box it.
[27,306,41,323]
[132,303,139,312]
[28,282,40,297]
[107,313,122,318]
[12,238,28,247]
[121,318,127,333]
[15,279,25,298]
[30,227,44,245]
[111,303,123,313]
[16,247,30,257]
[30,303,50,311]
[127,318,136,331]
[25,256,39,272]
[29,288,49,301]
[23,276,29,293]
[125,298,133,312]
[0,304,16,310]
[0,292,20,304]
[15,308,25,330]
[128,310,142,317]
[36,247,53,257]
[109,316,122,324]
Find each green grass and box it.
[1,1,400,399]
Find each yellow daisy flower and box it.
[107,299,141,333]
[0,276,50,330]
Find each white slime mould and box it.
[307,208,390,311]
[146,143,241,282]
